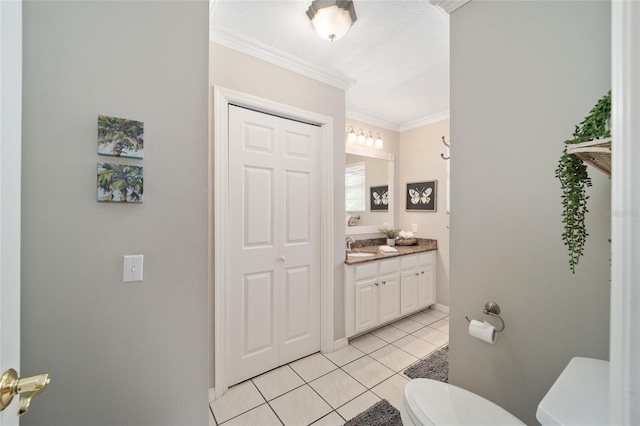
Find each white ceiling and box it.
[210,0,450,131]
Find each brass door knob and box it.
[0,368,50,416]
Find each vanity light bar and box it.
[345,126,383,149]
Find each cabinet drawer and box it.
[400,254,418,270]
[354,262,378,280]
[419,251,435,266]
[379,258,400,275]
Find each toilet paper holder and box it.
[465,301,505,332]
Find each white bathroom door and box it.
[227,105,321,386]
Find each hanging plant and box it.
[555,91,611,273]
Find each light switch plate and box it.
[123,255,143,282]
[412,224,418,232]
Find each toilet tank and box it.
[537,357,609,425]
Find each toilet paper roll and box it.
[469,319,497,344]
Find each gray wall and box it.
[449,2,611,425]
[22,2,209,425]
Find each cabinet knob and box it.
[375,282,379,286]
[421,271,425,274]
[381,281,386,285]
[415,273,419,276]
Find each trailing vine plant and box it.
[555,91,611,273]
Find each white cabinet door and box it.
[400,270,419,314]
[418,252,436,308]
[379,273,401,323]
[354,278,380,334]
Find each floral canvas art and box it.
[97,163,143,203]
[98,115,144,158]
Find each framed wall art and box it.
[406,180,437,212]
[98,115,144,159]
[370,185,389,211]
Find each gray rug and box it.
[343,399,402,426]
[403,345,449,382]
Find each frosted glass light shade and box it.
[307,1,357,42]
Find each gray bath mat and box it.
[403,345,449,382]
[343,399,402,426]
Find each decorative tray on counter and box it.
[395,238,417,246]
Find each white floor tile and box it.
[309,369,367,409]
[209,407,216,426]
[349,333,387,354]
[210,381,266,424]
[221,404,281,426]
[341,355,394,389]
[431,318,449,334]
[211,380,266,423]
[311,411,345,426]
[371,325,408,343]
[323,345,365,367]
[252,365,304,401]
[269,385,332,426]
[289,353,337,382]
[409,311,440,326]
[336,391,382,422]
[369,344,419,372]
[413,326,449,347]
[427,308,448,318]
[390,317,425,334]
[392,335,438,359]
[370,375,409,411]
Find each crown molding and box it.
[346,110,401,132]
[400,110,450,132]
[429,0,471,15]
[210,26,356,91]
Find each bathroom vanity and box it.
[344,240,437,337]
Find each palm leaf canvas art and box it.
[97,163,144,203]
[98,115,144,158]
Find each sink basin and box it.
[347,252,376,258]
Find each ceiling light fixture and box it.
[306,0,357,42]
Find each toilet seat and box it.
[403,379,525,426]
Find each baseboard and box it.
[208,387,216,403]
[433,303,450,314]
[331,337,348,352]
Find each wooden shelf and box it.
[566,137,611,176]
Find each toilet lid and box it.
[404,379,526,425]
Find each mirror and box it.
[345,144,394,235]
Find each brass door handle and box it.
[0,368,50,416]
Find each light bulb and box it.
[346,126,356,143]
[374,134,383,149]
[366,131,374,147]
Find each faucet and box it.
[345,236,355,251]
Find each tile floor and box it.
[209,307,449,426]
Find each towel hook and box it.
[465,301,505,332]
[440,136,450,160]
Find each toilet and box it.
[401,379,525,426]
[402,357,609,426]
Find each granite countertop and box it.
[344,238,437,265]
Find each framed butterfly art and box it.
[370,185,389,211]
[406,181,437,212]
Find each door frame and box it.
[610,1,640,423]
[0,0,23,424]
[211,86,335,399]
